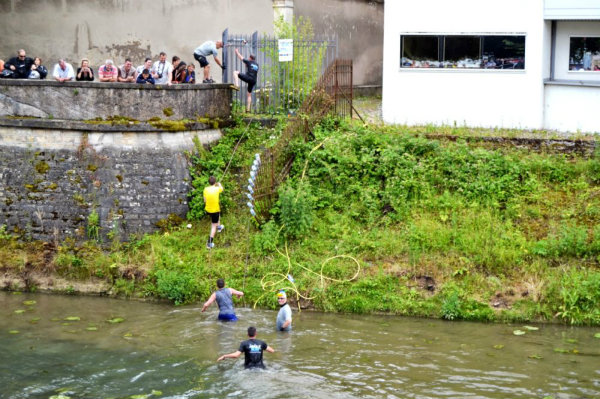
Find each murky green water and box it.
[1,292,599,399]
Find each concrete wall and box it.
[553,21,600,82]
[0,0,383,88]
[0,119,221,241]
[0,0,274,83]
[0,80,232,120]
[545,0,600,19]
[544,83,600,134]
[382,0,547,130]
[295,0,384,86]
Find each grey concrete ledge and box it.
[0,79,232,91]
[544,79,600,88]
[0,116,232,132]
[0,79,233,120]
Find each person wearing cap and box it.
[217,326,274,369]
[276,290,292,331]
[201,278,243,321]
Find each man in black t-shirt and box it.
[4,49,34,79]
[234,48,259,113]
[217,326,274,369]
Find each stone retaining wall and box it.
[0,119,221,241]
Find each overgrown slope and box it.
[2,117,599,325]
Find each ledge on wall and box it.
[0,79,235,121]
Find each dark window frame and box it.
[400,34,526,70]
[568,35,600,72]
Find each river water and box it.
[1,292,599,399]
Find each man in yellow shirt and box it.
[203,176,224,249]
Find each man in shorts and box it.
[217,326,275,369]
[203,175,224,249]
[234,48,259,112]
[193,40,224,83]
[201,278,244,321]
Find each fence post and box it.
[222,28,229,83]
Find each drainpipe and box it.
[273,0,294,24]
[549,20,556,81]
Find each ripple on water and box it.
[1,293,600,399]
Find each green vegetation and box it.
[258,16,327,112]
[1,116,599,325]
[34,161,50,174]
[84,115,139,125]
[87,209,100,241]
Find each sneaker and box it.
[202,78,214,84]
[217,224,225,233]
[206,241,215,249]
[230,84,240,91]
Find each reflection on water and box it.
[1,292,599,399]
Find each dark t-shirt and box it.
[243,59,259,81]
[238,338,268,369]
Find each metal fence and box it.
[221,29,337,114]
[247,59,353,223]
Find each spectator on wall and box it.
[171,55,181,82]
[98,59,118,82]
[136,68,155,85]
[172,61,187,84]
[76,58,94,81]
[135,58,153,79]
[28,57,48,79]
[118,58,136,83]
[184,63,196,84]
[4,49,34,79]
[52,59,75,82]
[152,51,173,85]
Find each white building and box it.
[382,0,600,134]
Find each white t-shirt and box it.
[152,60,173,84]
[52,63,75,80]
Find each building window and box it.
[401,35,525,69]
[569,37,600,71]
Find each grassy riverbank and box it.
[1,117,599,325]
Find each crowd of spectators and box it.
[0,49,197,85]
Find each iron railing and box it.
[248,59,353,222]
[222,29,337,114]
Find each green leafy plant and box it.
[277,181,314,239]
[87,209,100,241]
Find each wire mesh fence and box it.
[221,29,338,114]
[246,59,353,223]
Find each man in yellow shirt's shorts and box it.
[203,175,224,249]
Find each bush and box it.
[545,268,600,325]
[439,284,494,322]
[277,181,314,239]
[152,268,198,305]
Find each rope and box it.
[252,239,361,311]
[219,117,254,182]
[252,140,360,311]
[206,117,254,264]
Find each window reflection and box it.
[569,37,600,71]
[400,35,525,70]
